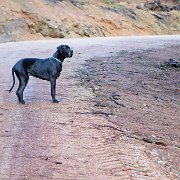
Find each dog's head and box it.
[57,45,73,58]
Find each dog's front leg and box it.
[50,77,59,103]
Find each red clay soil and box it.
[0,36,179,179]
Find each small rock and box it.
[154,95,159,100]
[94,102,107,107]
[166,164,173,173]
[142,137,166,146]
[150,149,158,157]
[136,5,143,10]
[164,59,180,68]
[55,161,62,165]
[132,92,139,95]
[157,159,168,166]
[173,144,180,149]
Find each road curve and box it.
[0,36,179,179]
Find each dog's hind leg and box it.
[15,71,29,104]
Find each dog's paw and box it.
[19,100,26,105]
[52,99,59,103]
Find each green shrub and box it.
[103,0,113,5]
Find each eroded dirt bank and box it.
[0,0,180,43]
[0,36,179,179]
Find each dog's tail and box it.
[9,67,16,93]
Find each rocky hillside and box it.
[0,0,179,43]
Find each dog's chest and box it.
[53,69,61,79]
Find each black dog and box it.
[9,45,73,104]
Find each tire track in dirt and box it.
[0,36,179,179]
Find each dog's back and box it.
[14,58,38,70]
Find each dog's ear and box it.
[57,45,63,53]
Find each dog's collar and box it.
[51,56,62,63]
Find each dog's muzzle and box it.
[66,49,73,58]
[68,49,73,58]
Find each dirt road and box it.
[0,36,179,179]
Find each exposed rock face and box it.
[0,19,26,35]
[27,17,65,38]
[0,18,27,42]
[0,0,179,42]
[144,0,180,12]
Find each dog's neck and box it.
[52,56,62,63]
[52,51,65,62]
